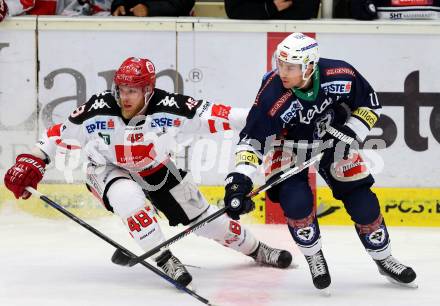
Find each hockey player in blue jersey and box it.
[223,33,417,292]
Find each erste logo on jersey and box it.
[150,117,182,128]
[86,119,115,133]
[280,99,303,124]
[157,96,179,108]
[321,81,352,95]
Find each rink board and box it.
[1,184,439,226]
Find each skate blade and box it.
[384,276,418,289]
[187,283,196,292]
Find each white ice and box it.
[0,203,438,306]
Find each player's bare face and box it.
[277,60,307,89]
[119,85,146,119]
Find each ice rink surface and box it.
[1,203,438,306]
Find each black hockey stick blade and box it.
[25,187,214,306]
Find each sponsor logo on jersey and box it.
[211,104,231,120]
[150,117,182,128]
[107,119,115,129]
[198,101,211,117]
[99,133,111,145]
[88,99,111,111]
[280,99,303,124]
[127,133,144,143]
[324,67,356,77]
[330,152,370,182]
[115,144,156,167]
[269,91,293,117]
[86,121,112,133]
[157,96,179,108]
[299,98,333,124]
[185,97,199,110]
[235,151,260,167]
[321,81,352,94]
[352,107,378,129]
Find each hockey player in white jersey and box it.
[4,57,292,287]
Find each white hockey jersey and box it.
[37,89,248,177]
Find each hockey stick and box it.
[128,152,323,267]
[25,187,215,306]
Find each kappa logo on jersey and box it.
[88,99,111,111]
[86,121,112,133]
[151,117,181,128]
[157,96,179,108]
[321,81,352,94]
[280,99,303,124]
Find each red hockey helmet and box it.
[114,57,156,89]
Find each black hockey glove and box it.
[224,172,255,220]
[321,123,357,167]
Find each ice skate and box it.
[305,250,331,295]
[112,248,193,288]
[155,250,193,288]
[375,255,417,288]
[250,242,293,268]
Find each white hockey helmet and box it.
[276,33,320,80]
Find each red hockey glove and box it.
[4,154,46,199]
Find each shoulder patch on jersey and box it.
[148,88,200,119]
[68,91,120,124]
[324,67,356,77]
